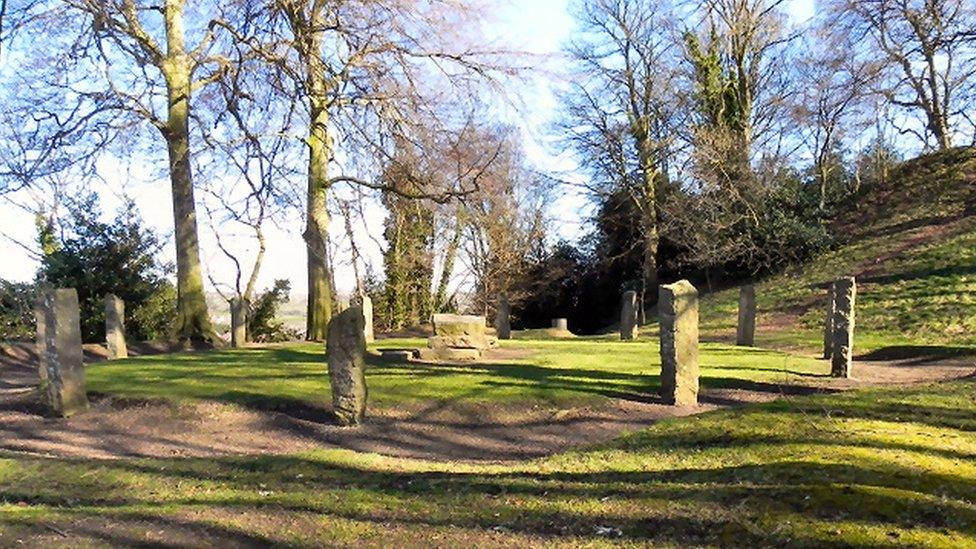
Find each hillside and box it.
[700,147,976,353]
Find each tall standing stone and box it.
[659,280,699,406]
[35,288,88,417]
[495,293,511,340]
[736,285,756,347]
[326,307,368,426]
[230,298,247,348]
[823,281,837,360]
[360,294,374,343]
[620,290,638,340]
[830,277,856,378]
[33,296,48,384]
[104,293,128,359]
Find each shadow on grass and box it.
[855,345,976,364]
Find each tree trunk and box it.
[162,0,215,342]
[434,216,463,312]
[302,18,334,341]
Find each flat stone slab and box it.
[379,349,418,361]
[428,335,498,350]
[418,347,482,361]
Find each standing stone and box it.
[620,290,638,340]
[326,307,368,426]
[551,318,568,331]
[33,296,48,384]
[495,293,511,340]
[104,293,128,359]
[360,294,374,343]
[823,281,838,360]
[337,297,350,313]
[230,298,247,348]
[35,288,88,417]
[736,285,756,347]
[659,280,699,406]
[830,277,856,378]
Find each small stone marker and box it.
[360,294,374,343]
[35,288,88,417]
[736,285,756,347]
[104,293,128,359]
[830,277,856,378]
[419,314,495,361]
[659,280,699,406]
[326,306,368,426]
[823,281,837,360]
[495,293,511,340]
[551,318,568,331]
[620,291,638,340]
[230,298,247,348]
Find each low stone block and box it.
[380,349,417,361]
[659,280,699,406]
[432,314,486,337]
[428,335,498,350]
[551,318,568,331]
[418,347,482,361]
[326,307,368,426]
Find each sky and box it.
[0,0,815,299]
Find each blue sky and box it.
[0,0,815,298]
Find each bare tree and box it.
[561,0,681,318]
[828,0,976,150]
[2,0,245,341]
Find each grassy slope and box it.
[701,147,976,352]
[1,377,974,547]
[82,338,826,411]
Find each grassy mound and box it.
[701,147,976,351]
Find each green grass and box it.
[83,338,827,413]
[700,147,976,350]
[2,372,974,546]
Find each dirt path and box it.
[2,351,972,463]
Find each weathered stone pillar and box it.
[823,281,837,359]
[551,318,568,331]
[326,306,368,426]
[736,285,756,347]
[33,296,48,384]
[830,277,856,378]
[35,288,88,417]
[230,298,247,348]
[495,293,511,340]
[620,290,638,340]
[360,294,374,343]
[337,297,350,313]
[659,280,699,406]
[104,293,128,359]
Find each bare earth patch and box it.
[2,347,972,462]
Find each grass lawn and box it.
[81,338,828,413]
[1,361,974,546]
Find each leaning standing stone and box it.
[105,293,128,359]
[620,291,638,340]
[230,298,247,348]
[823,281,837,360]
[327,306,368,426]
[830,277,856,378]
[35,288,88,417]
[495,293,511,340]
[736,285,756,347]
[659,280,699,406]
